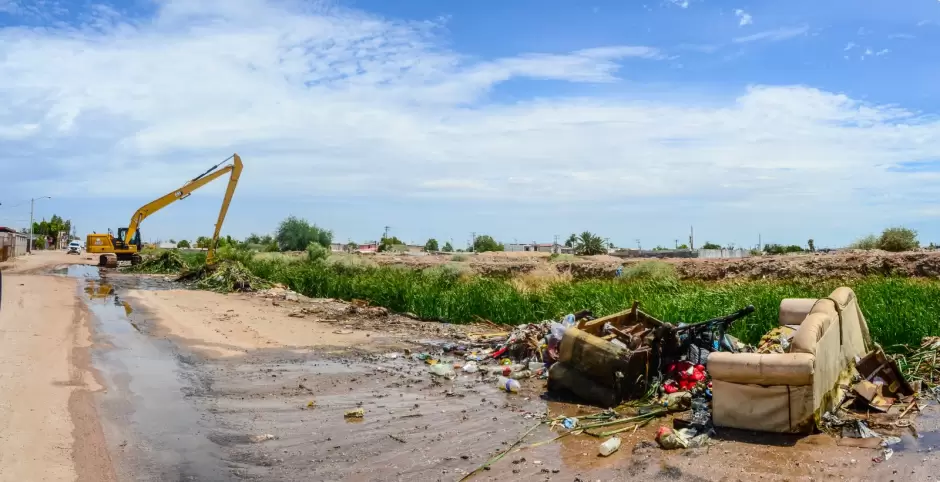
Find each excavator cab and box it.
[113,228,141,252]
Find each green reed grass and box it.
[237,256,940,350]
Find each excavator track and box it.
[99,254,118,268]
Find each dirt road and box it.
[0,252,113,482]
[2,250,939,481]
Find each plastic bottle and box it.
[496,376,521,393]
[562,314,576,327]
[463,361,480,373]
[528,361,545,371]
[429,363,456,379]
[598,437,622,456]
[509,370,532,380]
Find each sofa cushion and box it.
[778,298,818,326]
[789,313,830,355]
[707,352,815,386]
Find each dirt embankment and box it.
[367,250,940,281]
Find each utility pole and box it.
[27,197,51,254]
[689,226,694,250]
[383,226,390,240]
[470,232,476,251]
[635,238,641,250]
[758,233,762,252]
[675,239,679,249]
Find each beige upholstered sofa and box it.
[707,287,873,433]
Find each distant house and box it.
[357,242,379,253]
[503,242,573,254]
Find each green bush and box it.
[451,253,469,262]
[620,261,677,281]
[306,242,330,262]
[879,227,919,252]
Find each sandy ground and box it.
[0,251,113,481]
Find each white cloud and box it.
[734,9,753,27]
[665,0,690,8]
[733,25,808,43]
[875,48,890,56]
[844,42,856,51]
[888,33,915,39]
[2,0,940,236]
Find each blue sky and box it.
[2,0,940,249]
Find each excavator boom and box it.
[121,154,243,263]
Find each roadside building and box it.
[0,227,29,261]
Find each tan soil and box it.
[126,287,487,358]
[360,250,940,280]
[0,251,114,481]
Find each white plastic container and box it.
[599,437,622,457]
[496,376,521,393]
[528,362,545,371]
[463,361,480,373]
[429,363,456,379]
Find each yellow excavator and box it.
[87,154,243,267]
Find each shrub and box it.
[701,242,721,250]
[424,238,439,252]
[177,240,191,248]
[620,261,677,282]
[442,242,454,253]
[306,242,330,262]
[879,227,918,252]
[451,253,469,262]
[850,235,880,250]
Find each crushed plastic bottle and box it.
[462,361,480,373]
[429,363,456,379]
[496,376,521,393]
[562,314,576,327]
[528,361,545,371]
[509,369,532,380]
[562,417,579,430]
[598,437,622,456]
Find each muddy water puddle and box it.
[72,265,230,481]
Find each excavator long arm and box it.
[122,154,243,262]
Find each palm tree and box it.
[575,231,606,255]
[565,233,578,248]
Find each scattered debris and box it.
[598,437,622,456]
[344,408,365,419]
[123,250,188,274]
[248,434,277,443]
[177,260,270,293]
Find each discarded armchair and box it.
[707,287,873,433]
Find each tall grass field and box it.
[236,256,940,350]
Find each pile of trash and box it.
[820,345,929,463]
